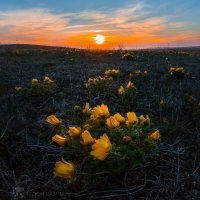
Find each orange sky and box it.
[66,32,200,49]
[0,2,200,49]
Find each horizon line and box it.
[1,43,200,50]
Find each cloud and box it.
[0,8,69,34]
[0,2,199,48]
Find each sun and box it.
[94,34,105,45]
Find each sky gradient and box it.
[0,0,200,49]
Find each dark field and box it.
[0,45,200,199]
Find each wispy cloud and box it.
[0,2,199,48]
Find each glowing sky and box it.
[0,0,200,48]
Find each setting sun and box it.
[94,34,105,45]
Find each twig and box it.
[0,116,14,140]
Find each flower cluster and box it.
[86,76,113,92]
[129,70,148,78]
[104,69,120,77]
[168,67,186,78]
[118,81,138,98]
[47,103,160,180]
[15,76,57,96]
[122,52,134,60]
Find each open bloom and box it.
[114,113,125,123]
[80,130,95,145]
[126,81,134,89]
[106,116,120,129]
[46,115,62,126]
[139,115,150,125]
[90,134,112,160]
[91,104,110,119]
[68,127,82,137]
[32,79,39,85]
[169,67,175,72]
[54,158,75,180]
[150,130,160,141]
[105,69,111,75]
[52,134,69,146]
[15,86,22,91]
[118,86,125,94]
[44,76,54,84]
[126,112,139,126]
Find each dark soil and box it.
[0,45,199,200]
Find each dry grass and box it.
[0,45,200,199]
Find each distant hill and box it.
[0,43,200,51]
[0,44,72,50]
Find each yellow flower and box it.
[80,130,95,145]
[52,134,69,146]
[159,100,166,108]
[143,70,148,76]
[15,86,22,91]
[105,69,120,75]
[90,115,99,125]
[74,105,82,111]
[85,83,90,88]
[44,76,54,84]
[176,67,184,72]
[109,77,113,80]
[83,102,91,113]
[126,81,134,89]
[169,67,175,72]
[118,86,125,94]
[114,113,125,123]
[32,79,39,85]
[54,158,75,180]
[46,115,62,126]
[90,134,112,160]
[129,73,134,77]
[91,104,110,119]
[115,69,120,74]
[135,70,141,76]
[105,70,110,75]
[68,127,82,137]
[88,78,93,83]
[122,135,132,142]
[126,112,139,126]
[106,116,120,129]
[150,130,160,141]
[139,115,150,125]
[93,78,98,84]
